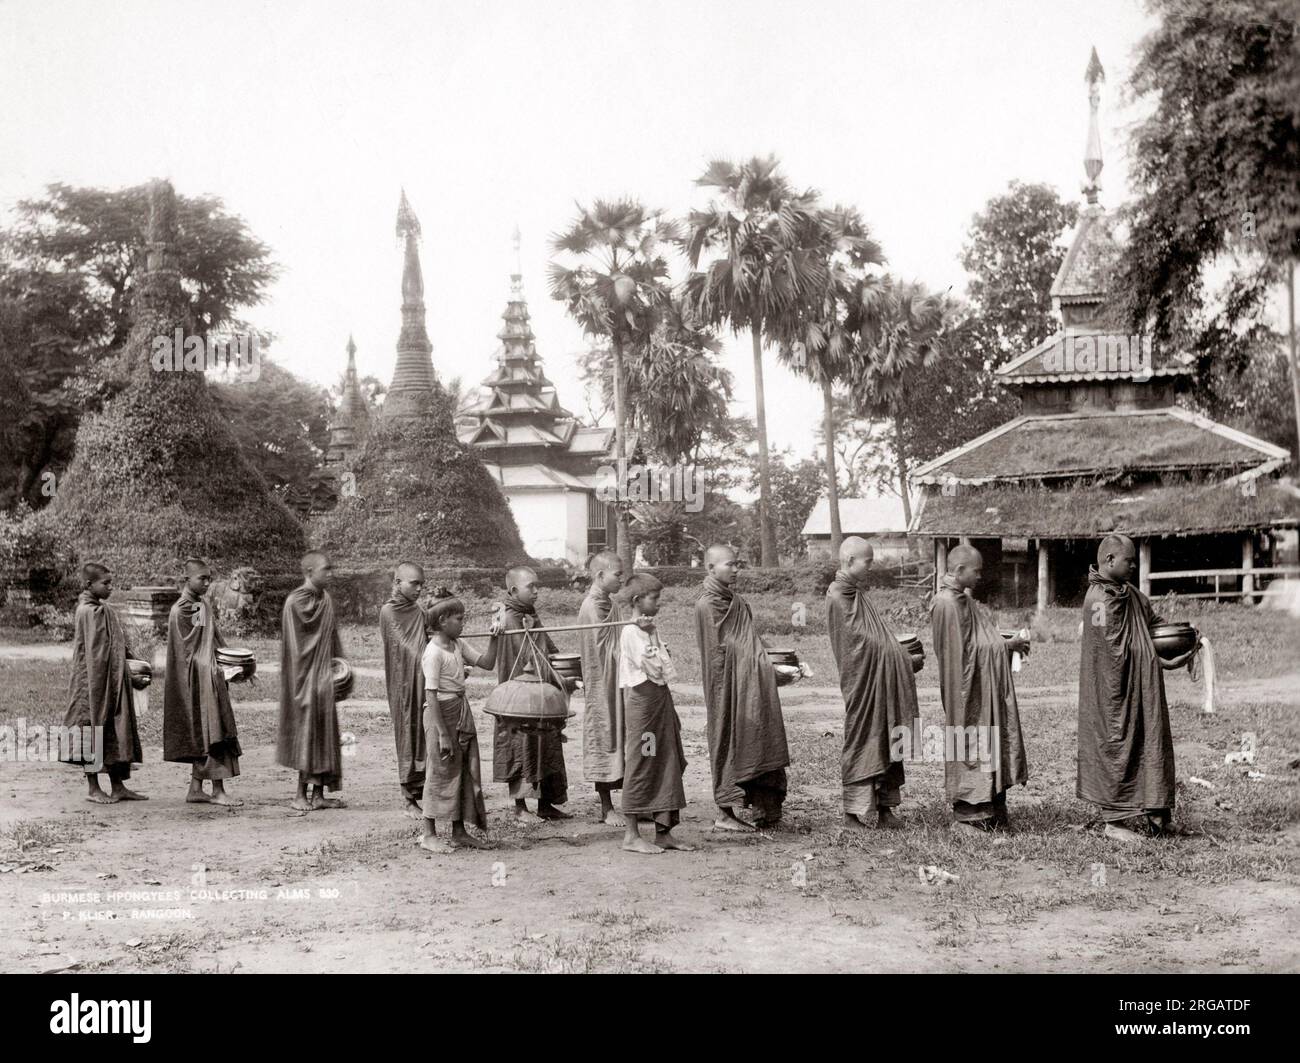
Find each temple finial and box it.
[346,333,356,360]
[512,223,522,276]
[1083,47,1105,206]
[396,188,421,241]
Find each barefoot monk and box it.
[163,558,243,807]
[277,551,346,812]
[827,538,918,831]
[62,563,147,804]
[380,561,428,818]
[578,550,628,826]
[694,544,789,831]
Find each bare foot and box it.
[712,812,755,833]
[86,791,119,805]
[185,791,212,804]
[950,821,988,837]
[622,836,663,855]
[290,796,313,811]
[402,803,424,821]
[512,805,541,821]
[453,831,492,850]
[111,787,148,801]
[655,833,695,851]
[209,792,243,807]
[537,804,572,820]
[1104,822,1147,846]
[841,813,870,832]
[875,810,903,830]
[310,795,346,810]
[419,836,455,854]
[598,809,623,826]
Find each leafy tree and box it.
[549,199,676,570]
[211,358,331,505]
[682,155,824,566]
[779,204,886,555]
[0,181,277,509]
[1114,0,1300,460]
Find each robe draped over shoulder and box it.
[693,576,789,807]
[826,573,918,788]
[276,584,343,789]
[1077,567,1175,815]
[578,588,624,786]
[63,591,142,772]
[163,587,241,775]
[380,595,427,793]
[930,576,1027,804]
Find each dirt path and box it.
[3,683,1297,973]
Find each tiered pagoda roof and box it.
[457,239,614,483]
[912,49,1296,539]
[326,334,367,464]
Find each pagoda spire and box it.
[1082,46,1105,206]
[386,189,436,417]
[327,334,368,465]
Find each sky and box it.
[0,0,1158,460]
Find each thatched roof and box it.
[912,478,1300,539]
[912,408,1288,485]
[996,330,1193,384]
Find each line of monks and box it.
[60,531,1194,850]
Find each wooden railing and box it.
[1147,565,1300,601]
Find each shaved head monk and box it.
[163,557,243,806]
[380,560,428,818]
[578,550,629,825]
[61,563,146,803]
[1079,534,1195,844]
[694,544,790,830]
[826,537,918,830]
[493,565,570,819]
[277,550,346,811]
[931,544,1029,834]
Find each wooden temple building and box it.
[455,231,617,564]
[911,50,1299,610]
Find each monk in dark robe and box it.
[826,537,918,831]
[493,565,570,820]
[1079,534,1196,845]
[380,560,427,819]
[62,563,146,803]
[163,557,243,806]
[617,574,693,854]
[579,550,628,825]
[694,544,789,831]
[931,544,1030,834]
[277,551,346,812]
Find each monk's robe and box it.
[276,584,344,790]
[379,595,427,804]
[694,575,789,817]
[163,587,242,779]
[826,572,919,815]
[492,594,568,805]
[578,586,624,790]
[931,574,1028,823]
[62,591,142,776]
[618,623,686,826]
[1077,566,1175,825]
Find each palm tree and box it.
[849,279,965,526]
[681,155,823,566]
[549,200,676,569]
[777,205,886,557]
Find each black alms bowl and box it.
[1151,622,1197,660]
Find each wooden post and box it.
[935,539,947,595]
[1139,539,1152,597]
[1242,534,1255,604]
[1036,540,1050,614]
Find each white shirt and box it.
[618,624,676,688]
